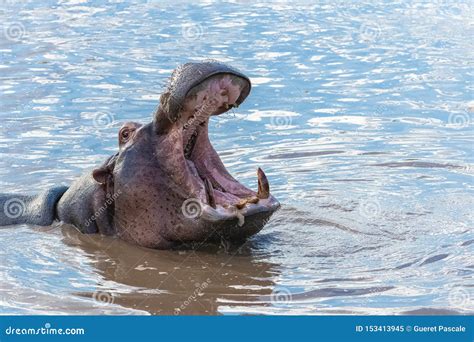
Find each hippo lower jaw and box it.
[200,196,281,225]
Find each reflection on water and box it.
[0,1,473,314]
[63,226,279,315]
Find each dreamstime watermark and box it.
[271,287,293,307]
[448,288,472,310]
[84,190,122,227]
[3,22,26,42]
[358,22,381,44]
[358,196,382,219]
[92,111,116,134]
[92,290,115,306]
[269,115,293,130]
[374,104,389,116]
[3,198,26,219]
[181,198,203,219]
[181,22,203,42]
[4,322,85,336]
[182,96,219,130]
[174,278,212,315]
[448,112,471,129]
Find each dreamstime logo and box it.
[181,23,203,42]
[358,196,381,219]
[92,111,115,134]
[3,22,26,42]
[181,198,203,219]
[174,278,212,315]
[448,112,471,129]
[448,288,471,309]
[374,104,388,116]
[359,23,381,43]
[92,290,114,306]
[269,115,292,130]
[84,190,122,227]
[271,287,292,306]
[182,97,216,130]
[3,198,26,219]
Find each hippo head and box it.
[92,62,280,249]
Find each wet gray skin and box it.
[0,61,280,249]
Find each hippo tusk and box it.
[204,178,216,209]
[235,210,245,227]
[257,167,270,199]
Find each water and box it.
[1,1,473,315]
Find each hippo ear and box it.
[92,167,110,185]
[92,153,117,185]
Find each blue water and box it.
[0,1,473,314]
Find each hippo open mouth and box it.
[180,74,278,225]
[170,71,280,227]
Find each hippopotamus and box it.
[0,61,280,249]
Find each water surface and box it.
[0,1,473,314]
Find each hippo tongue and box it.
[189,120,256,200]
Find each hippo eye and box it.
[120,128,131,143]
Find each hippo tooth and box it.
[257,167,270,199]
[235,199,247,210]
[247,196,259,204]
[204,178,216,208]
[236,211,245,227]
[235,195,259,209]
